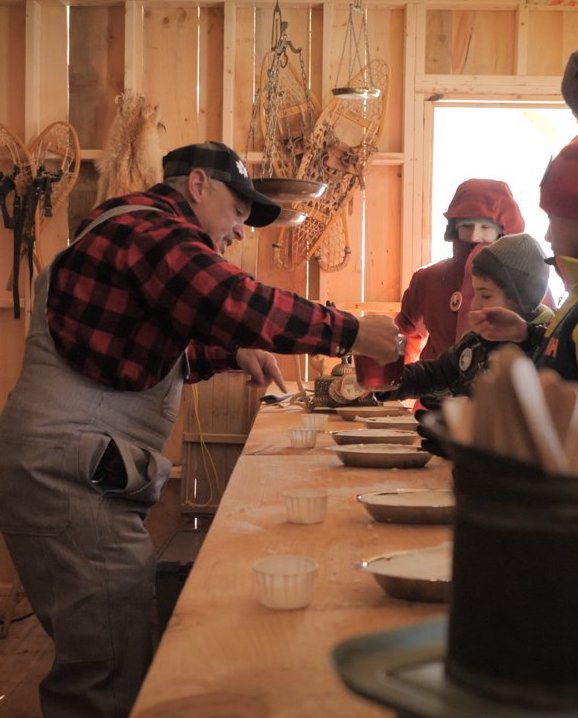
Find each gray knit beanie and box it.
[472,233,549,318]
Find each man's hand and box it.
[468,308,528,343]
[351,315,401,364]
[235,348,287,393]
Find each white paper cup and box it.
[283,488,329,524]
[300,413,329,431]
[253,554,318,609]
[288,427,318,448]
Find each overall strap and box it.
[73,204,162,244]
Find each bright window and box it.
[431,105,578,305]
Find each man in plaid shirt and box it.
[0,141,400,718]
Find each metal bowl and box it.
[336,404,409,421]
[331,86,382,100]
[358,543,452,602]
[327,443,432,469]
[269,208,307,227]
[253,177,327,202]
[331,429,418,446]
[356,489,455,524]
[362,415,419,432]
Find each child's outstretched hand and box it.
[468,307,528,343]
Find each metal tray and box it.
[331,618,574,718]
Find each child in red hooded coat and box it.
[396,178,525,363]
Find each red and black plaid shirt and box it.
[47,184,358,391]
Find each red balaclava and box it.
[443,178,525,242]
[443,179,526,338]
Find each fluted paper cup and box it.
[253,554,318,609]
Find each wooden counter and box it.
[130,401,453,718]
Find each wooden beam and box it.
[516,4,529,76]
[415,75,567,96]
[401,2,425,288]
[24,0,41,142]
[222,0,236,144]
[125,0,144,94]
[321,1,334,103]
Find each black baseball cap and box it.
[162,141,281,227]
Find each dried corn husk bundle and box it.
[95,90,164,204]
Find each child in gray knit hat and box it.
[377,233,554,402]
[471,233,551,321]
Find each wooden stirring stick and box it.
[541,370,578,473]
[470,370,501,454]
[482,345,540,464]
[509,354,569,475]
[539,369,578,452]
[564,422,578,473]
[442,396,474,445]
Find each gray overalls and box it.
[0,207,186,717]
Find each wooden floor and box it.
[0,595,175,717]
[0,597,52,718]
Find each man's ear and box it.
[187,168,208,202]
